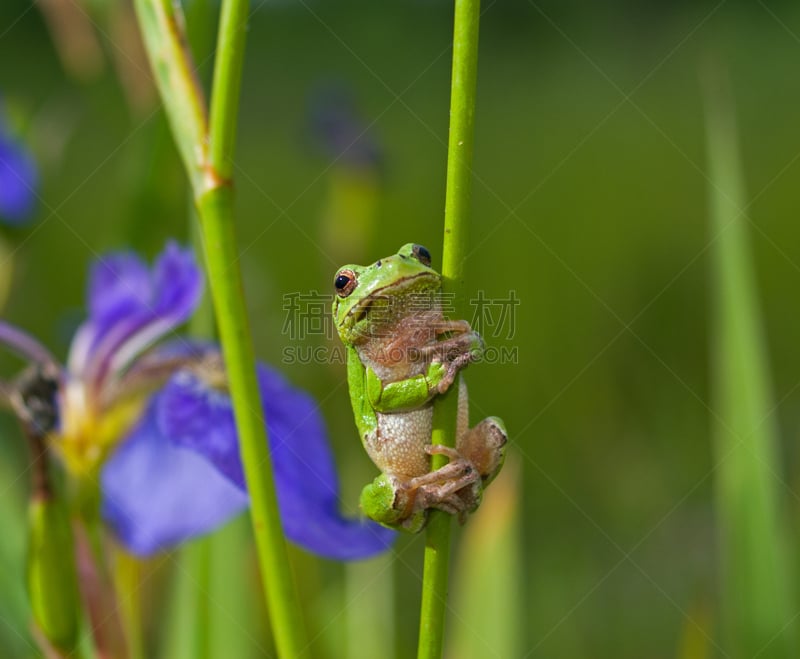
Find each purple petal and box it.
[0,128,37,225]
[307,82,383,170]
[68,242,202,381]
[159,363,396,560]
[89,253,151,330]
[101,400,248,557]
[157,370,244,484]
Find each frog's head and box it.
[333,243,441,344]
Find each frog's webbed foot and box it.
[359,395,507,533]
[456,417,507,485]
[360,446,482,532]
[405,422,508,525]
[407,445,481,519]
[451,416,508,514]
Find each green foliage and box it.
[447,459,523,659]
[705,69,796,657]
[27,497,81,653]
[4,1,800,657]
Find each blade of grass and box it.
[703,64,796,658]
[133,1,307,655]
[133,0,208,192]
[161,539,210,659]
[418,0,481,657]
[112,549,145,659]
[446,458,522,659]
[345,555,396,659]
[208,517,258,659]
[0,432,36,658]
[162,521,256,659]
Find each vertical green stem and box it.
[133,0,208,192]
[134,0,307,655]
[207,0,248,181]
[200,1,307,655]
[418,1,481,658]
[195,186,307,658]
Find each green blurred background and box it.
[3,0,800,657]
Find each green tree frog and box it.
[332,243,507,532]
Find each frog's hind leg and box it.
[396,443,481,521]
[455,377,507,483]
[406,445,479,494]
[456,376,469,440]
[401,379,507,524]
[450,377,507,515]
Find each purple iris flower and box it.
[104,361,395,559]
[0,242,395,559]
[307,82,383,171]
[0,109,38,225]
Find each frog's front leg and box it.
[365,362,450,412]
[385,379,509,526]
[417,325,484,394]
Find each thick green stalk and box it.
[133,0,208,193]
[134,0,307,655]
[418,0,481,657]
[27,497,82,655]
[202,3,305,654]
[208,0,248,182]
[195,186,306,658]
[23,421,83,657]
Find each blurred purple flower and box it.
[0,110,38,225]
[307,82,383,171]
[104,361,396,559]
[101,395,250,555]
[0,241,394,559]
[0,241,202,474]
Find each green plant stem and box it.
[133,0,208,192]
[134,0,307,655]
[195,186,306,658]
[208,0,248,182]
[418,0,481,657]
[202,4,306,655]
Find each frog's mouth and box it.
[351,299,374,324]
[345,271,439,324]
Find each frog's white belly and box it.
[367,407,433,479]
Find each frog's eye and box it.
[334,269,358,297]
[412,244,432,267]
